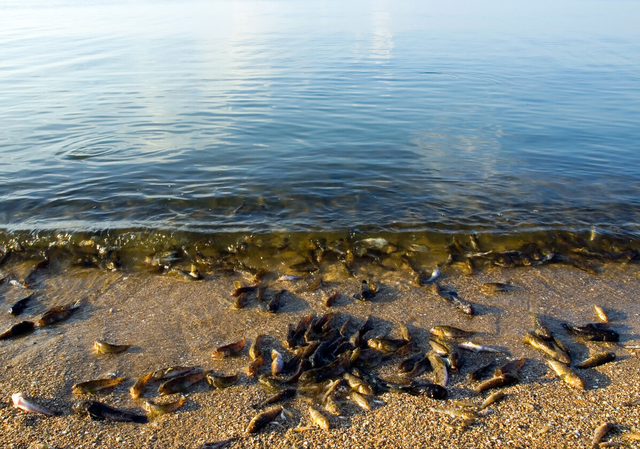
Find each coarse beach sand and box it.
[1,262,640,449]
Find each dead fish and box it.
[94,340,132,354]
[305,278,322,292]
[479,391,506,410]
[266,289,285,313]
[143,396,186,419]
[73,400,147,423]
[206,372,239,389]
[425,268,441,284]
[323,395,342,416]
[530,313,553,340]
[594,305,609,323]
[576,352,616,369]
[72,377,127,395]
[152,366,195,380]
[563,323,619,342]
[8,294,34,316]
[458,342,504,354]
[130,372,156,399]
[246,356,264,378]
[252,389,296,410]
[349,391,371,411]
[200,438,238,449]
[250,335,265,360]
[480,282,513,294]
[277,275,303,282]
[353,280,376,301]
[271,350,284,374]
[475,373,519,393]
[468,362,495,381]
[246,406,283,433]
[12,393,61,416]
[495,358,525,377]
[429,406,477,420]
[0,321,35,339]
[430,326,475,340]
[546,359,585,390]
[344,373,374,396]
[592,423,614,448]
[367,338,409,354]
[428,353,449,387]
[233,292,250,309]
[212,338,246,359]
[324,291,340,307]
[398,352,427,374]
[158,371,207,395]
[38,301,82,327]
[524,332,571,364]
[309,405,330,429]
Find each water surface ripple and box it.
[1,0,640,241]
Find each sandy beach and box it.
[1,261,640,449]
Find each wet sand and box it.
[1,262,640,448]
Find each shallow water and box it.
[1,0,640,248]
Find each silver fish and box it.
[12,393,61,416]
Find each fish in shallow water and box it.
[72,377,127,395]
[12,393,61,416]
[73,400,147,423]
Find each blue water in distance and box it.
[1,0,640,239]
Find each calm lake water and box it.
[1,0,640,251]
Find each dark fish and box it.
[353,280,376,301]
[246,406,283,433]
[251,388,296,409]
[495,358,525,377]
[73,400,147,423]
[266,290,285,313]
[0,321,35,339]
[38,301,81,327]
[200,438,238,449]
[8,294,34,316]
[562,323,619,342]
[398,352,426,374]
[324,291,340,307]
[467,362,495,381]
[212,338,246,359]
[480,282,513,294]
[576,352,616,369]
[398,381,448,400]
